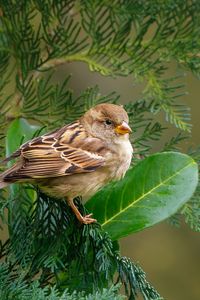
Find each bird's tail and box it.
[0,175,9,189]
[0,161,23,189]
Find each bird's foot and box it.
[67,198,97,225]
[81,213,97,224]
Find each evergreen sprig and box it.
[182,183,200,232]
[0,263,124,300]
[1,190,161,300]
[0,0,199,130]
[181,148,200,231]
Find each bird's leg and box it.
[67,198,97,224]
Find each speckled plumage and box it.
[0,103,133,223]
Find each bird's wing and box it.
[3,121,106,180]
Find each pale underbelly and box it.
[39,151,132,202]
[39,169,109,202]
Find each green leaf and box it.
[6,118,40,157]
[86,152,198,240]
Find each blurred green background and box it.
[58,61,200,300]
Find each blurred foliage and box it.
[0,0,200,299]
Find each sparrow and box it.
[0,103,133,224]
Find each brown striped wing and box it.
[3,121,106,180]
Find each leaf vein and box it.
[102,161,195,227]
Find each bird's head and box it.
[81,103,132,143]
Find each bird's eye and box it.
[105,119,112,125]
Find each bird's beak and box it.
[115,121,132,135]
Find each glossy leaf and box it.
[6,118,40,158]
[86,152,198,240]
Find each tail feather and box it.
[0,165,19,188]
[0,162,24,189]
[0,176,9,189]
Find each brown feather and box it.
[2,121,106,181]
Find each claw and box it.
[81,214,97,224]
[67,198,97,225]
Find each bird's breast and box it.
[106,138,133,181]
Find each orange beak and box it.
[115,121,132,135]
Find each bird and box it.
[0,103,133,224]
